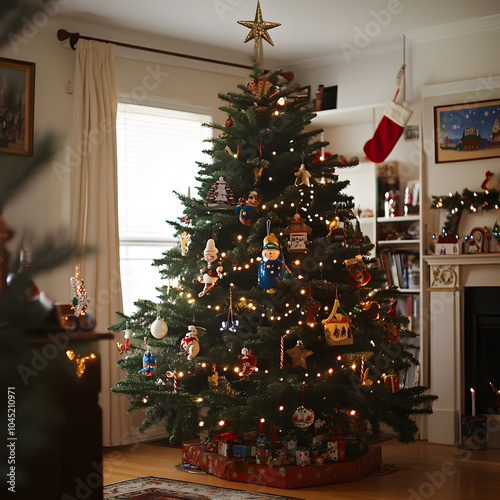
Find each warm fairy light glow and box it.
[178,371,184,378]
[328,368,333,374]
[248,303,254,308]
[201,362,207,367]
[187,293,192,298]
[279,405,284,411]
[254,367,259,372]
[300,289,306,294]
[260,417,265,423]
[223,367,228,371]
[350,410,357,416]
[199,421,205,427]
[215,305,220,311]
[294,260,300,265]
[269,177,273,181]
[337,356,342,361]
[317,373,321,377]
[221,252,226,257]
[237,235,243,240]
[218,420,225,427]
[261,204,267,209]
[351,364,356,370]
[234,367,240,373]
[264,370,269,374]
[196,397,203,403]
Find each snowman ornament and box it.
[180,325,205,360]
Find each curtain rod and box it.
[56,29,253,71]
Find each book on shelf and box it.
[379,248,419,290]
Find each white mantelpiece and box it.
[423,253,500,447]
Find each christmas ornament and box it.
[384,300,400,343]
[180,231,190,255]
[237,0,281,67]
[258,231,291,293]
[284,213,312,252]
[363,64,413,163]
[344,254,371,287]
[322,296,353,346]
[166,369,178,393]
[239,347,257,376]
[139,347,157,376]
[246,77,275,99]
[305,296,321,326]
[327,216,341,237]
[205,176,237,210]
[116,327,132,354]
[225,116,233,127]
[294,163,312,187]
[292,405,315,430]
[481,170,499,191]
[150,316,168,339]
[192,239,223,297]
[70,264,91,317]
[235,189,261,225]
[384,372,399,393]
[356,300,380,320]
[180,325,205,360]
[220,286,239,332]
[286,340,313,369]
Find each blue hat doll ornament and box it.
[258,229,292,294]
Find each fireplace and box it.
[464,287,500,416]
[423,254,500,447]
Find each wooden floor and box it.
[103,439,500,499]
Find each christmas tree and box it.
[111,5,436,447]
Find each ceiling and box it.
[55,0,500,67]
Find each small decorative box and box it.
[232,442,256,458]
[327,440,346,461]
[295,448,311,466]
[344,437,368,455]
[218,431,238,457]
[255,449,272,465]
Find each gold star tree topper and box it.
[238,1,280,69]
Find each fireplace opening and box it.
[464,287,500,416]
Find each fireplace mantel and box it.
[423,253,500,446]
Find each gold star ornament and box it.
[238,1,281,49]
[286,340,313,370]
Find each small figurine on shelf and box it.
[193,239,223,297]
[235,189,261,225]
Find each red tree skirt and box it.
[181,441,382,489]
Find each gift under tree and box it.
[110,2,435,450]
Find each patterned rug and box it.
[103,476,300,499]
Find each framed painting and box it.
[0,57,35,156]
[434,99,500,163]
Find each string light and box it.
[199,421,205,427]
[218,420,225,427]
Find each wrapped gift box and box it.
[327,440,346,461]
[344,437,368,455]
[255,449,272,465]
[295,448,311,466]
[218,431,238,457]
[182,440,382,489]
[232,442,256,458]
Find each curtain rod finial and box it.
[57,29,80,50]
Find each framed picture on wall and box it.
[434,99,500,163]
[0,57,35,156]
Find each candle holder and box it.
[460,415,487,450]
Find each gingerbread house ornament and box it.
[283,213,312,252]
[322,297,353,346]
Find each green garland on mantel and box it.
[431,188,500,236]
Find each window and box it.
[116,103,211,315]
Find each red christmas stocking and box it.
[363,100,413,163]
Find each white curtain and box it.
[70,39,136,446]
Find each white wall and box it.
[0,19,247,304]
